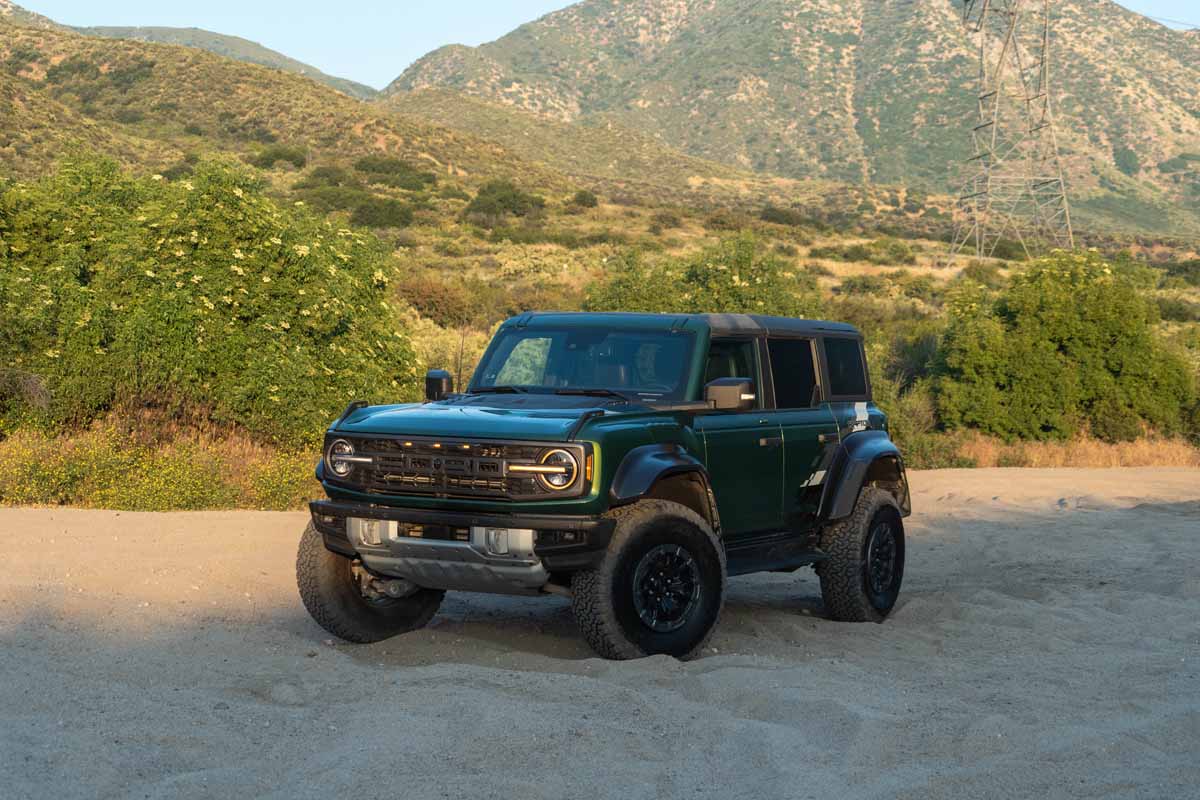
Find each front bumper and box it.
[310,500,615,596]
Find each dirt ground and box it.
[1,468,1198,799]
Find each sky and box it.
[19,1,1200,91]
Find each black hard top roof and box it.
[509,312,861,338]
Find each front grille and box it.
[335,438,550,500]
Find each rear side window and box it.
[768,339,818,408]
[823,338,867,398]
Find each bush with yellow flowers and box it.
[0,157,420,445]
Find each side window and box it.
[704,339,760,403]
[768,338,818,408]
[823,337,868,398]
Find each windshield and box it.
[472,327,695,401]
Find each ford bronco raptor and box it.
[298,312,910,660]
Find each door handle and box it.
[759,436,783,448]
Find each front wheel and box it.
[571,500,726,660]
[817,487,905,622]
[296,523,444,643]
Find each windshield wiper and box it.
[555,388,632,401]
[469,385,529,394]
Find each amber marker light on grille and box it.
[585,453,594,482]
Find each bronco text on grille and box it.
[324,437,589,500]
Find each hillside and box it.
[74,26,378,100]
[0,18,560,187]
[387,0,1200,236]
[0,0,61,30]
[381,88,794,201]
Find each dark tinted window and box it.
[704,339,760,406]
[824,338,867,397]
[768,339,818,408]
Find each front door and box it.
[693,338,783,536]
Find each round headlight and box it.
[538,449,579,492]
[327,439,356,477]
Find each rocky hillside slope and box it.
[388,0,1200,235]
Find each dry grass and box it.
[954,433,1200,469]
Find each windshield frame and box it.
[468,325,698,403]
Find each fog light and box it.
[484,527,509,555]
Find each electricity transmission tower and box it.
[951,0,1074,259]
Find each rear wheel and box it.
[817,487,905,622]
[296,523,444,643]
[571,500,726,660]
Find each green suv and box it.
[298,312,911,659]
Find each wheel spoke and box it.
[632,544,703,633]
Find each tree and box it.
[935,251,1195,442]
[586,234,820,318]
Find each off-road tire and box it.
[571,500,726,660]
[817,487,905,622]
[296,523,444,643]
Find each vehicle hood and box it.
[333,394,619,442]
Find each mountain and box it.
[384,89,745,187]
[387,0,1200,236]
[0,16,559,188]
[73,26,378,100]
[0,0,61,30]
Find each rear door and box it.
[764,337,840,534]
[820,335,873,439]
[693,338,784,536]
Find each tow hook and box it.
[359,571,419,601]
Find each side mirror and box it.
[705,378,756,412]
[425,369,453,402]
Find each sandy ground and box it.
[1,468,1198,800]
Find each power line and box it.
[1143,14,1200,29]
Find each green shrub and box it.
[836,274,889,295]
[114,108,145,125]
[804,262,835,278]
[586,234,819,317]
[294,166,358,189]
[989,238,1028,261]
[46,56,100,84]
[1157,296,1200,322]
[759,205,810,227]
[439,184,471,201]
[5,45,43,72]
[571,190,599,209]
[351,197,414,229]
[1113,146,1141,177]
[1164,260,1200,287]
[463,180,545,227]
[293,184,372,214]
[183,123,204,137]
[935,251,1196,442]
[250,144,307,170]
[959,261,1006,289]
[0,157,420,444]
[704,209,749,231]
[353,156,437,190]
[651,211,683,230]
[160,162,194,182]
[811,237,917,266]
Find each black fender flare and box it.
[820,430,911,522]
[609,444,721,532]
